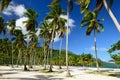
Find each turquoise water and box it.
[102,66,120,68]
[84,66,120,69]
[77,65,120,69]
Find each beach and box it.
[0,66,120,80]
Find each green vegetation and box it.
[81,10,104,72]
[0,42,106,67]
[108,40,120,66]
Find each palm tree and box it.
[58,21,67,69]
[76,0,91,13]
[81,10,104,72]
[45,2,66,72]
[8,19,16,68]
[23,9,39,32]
[2,38,10,65]
[108,40,120,67]
[28,31,38,68]
[108,40,120,53]
[93,0,120,31]
[0,0,12,12]
[23,9,39,69]
[66,0,73,76]
[13,30,27,70]
[81,53,85,68]
[103,0,120,32]
[39,20,51,70]
[76,0,120,31]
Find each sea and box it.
[101,66,120,69]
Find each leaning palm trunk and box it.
[33,50,36,65]
[24,45,28,71]
[49,41,53,72]
[59,38,62,69]
[43,39,47,69]
[24,53,28,71]
[17,49,21,66]
[29,52,33,68]
[43,54,47,69]
[47,48,50,68]
[49,29,55,72]
[11,42,14,68]
[103,0,120,32]
[94,29,100,72]
[66,0,71,76]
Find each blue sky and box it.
[1,0,120,62]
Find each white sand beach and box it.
[0,66,120,80]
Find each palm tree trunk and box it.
[94,29,100,72]
[82,53,85,69]
[103,0,120,32]
[47,49,50,68]
[17,49,21,66]
[49,41,53,72]
[33,50,36,65]
[29,52,33,68]
[43,39,47,70]
[24,54,28,71]
[19,50,22,65]
[24,44,28,71]
[66,0,71,77]
[11,42,14,68]
[49,29,55,72]
[59,38,62,69]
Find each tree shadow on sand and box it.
[0,72,18,75]
[87,69,120,78]
[0,77,37,80]
[34,75,64,80]
[0,75,64,80]
[108,72,120,78]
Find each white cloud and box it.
[14,5,26,17]
[99,48,107,52]
[2,1,26,17]
[16,17,40,40]
[60,15,75,27]
[15,16,28,34]
[89,46,98,51]
[86,46,107,52]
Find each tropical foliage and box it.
[81,9,104,72]
[0,0,12,12]
[45,0,67,72]
[108,40,120,66]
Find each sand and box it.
[0,65,120,80]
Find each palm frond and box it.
[86,21,94,35]
[50,0,61,5]
[94,0,103,13]
[76,0,91,13]
[107,0,114,8]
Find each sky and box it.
[1,0,120,62]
